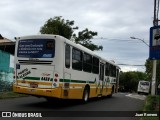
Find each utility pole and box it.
[151,0,159,95]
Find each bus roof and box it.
[17,34,120,69]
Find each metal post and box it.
[151,0,158,95]
[151,60,157,95]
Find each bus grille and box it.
[18,60,52,64]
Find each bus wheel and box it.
[82,88,89,103]
[108,87,114,98]
[108,93,112,98]
[46,97,59,103]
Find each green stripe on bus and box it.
[23,77,53,81]
[24,77,40,80]
[21,77,95,84]
[60,79,95,84]
[89,81,95,84]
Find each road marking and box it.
[125,94,146,100]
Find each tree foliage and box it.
[0,80,12,92]
[119,71,147,92]
[40,16,76,39]
[73,28,103,51]
[40,16,103,51]
[145,59,160,84]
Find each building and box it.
[0,34,15,82]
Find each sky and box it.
[0,0,155,72]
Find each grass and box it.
[0,91,28,99]
[140,95,160,120]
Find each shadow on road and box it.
[19,96,116,110]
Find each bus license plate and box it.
[28,89,36,92]
[30,82,38,88]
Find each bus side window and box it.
[72,48,82,71]
[105,63,110,76]
[110,65,116,77]
[92,57,99,74]
[113,66,116,77]
[83,53,92,73]
[65,44,70,68]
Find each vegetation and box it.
[40,16,76,39]
[143,95,159,111]
[140,95,160,120]
[145,59,160,86]
[0,80,12,92]
[40,16,103,51]
[0,80,28,99]
[0,91,28,99]
[118,59,160,93]
[119,71,147,92]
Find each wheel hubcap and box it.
[84,91,88,101]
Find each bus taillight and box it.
[54,78,58,82]
[55,73,58,77]
[53,72,59,87]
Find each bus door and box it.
[99,63,105,94]
[63,44,71,97]
[115,69,119,93]
[63,72,71,97]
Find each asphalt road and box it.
[0,93,145,120]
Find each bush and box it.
[0,80,13,92]
[140,95,159,120]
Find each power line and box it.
[117,64,145,66]
[92,37,149,43]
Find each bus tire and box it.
[108,86,114,98]
[46,97,59,103]
[82,87,89,103]
[108,93,112,98]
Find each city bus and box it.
[13,35,120,102]
[137,80,150,95]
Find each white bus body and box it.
[137,80,150,94]
[13,35,120,102]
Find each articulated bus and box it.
[13,35,120,102]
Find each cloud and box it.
[0,0,154,72]
[121,66,138,72]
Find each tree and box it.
[145,59,160,85]
[40,16,103,51]
[119,71,147,92]
[40,16,77,39]
[73,28,103,51]
[0,80,12,92]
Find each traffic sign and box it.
[149,26,160,60]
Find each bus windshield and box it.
[140,82,150,86]
[17,39,55,58]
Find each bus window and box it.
[46,41,54,50]
[17,39,55,58]
[65,44,70,68]
[110,65,116,77]
[83,53,92,73]
[105,63,110,76]
[99,63,104,80]
[92,57,99,74]
[113,66,116,77]
[72,48,82,71]
[140,82,150,86]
